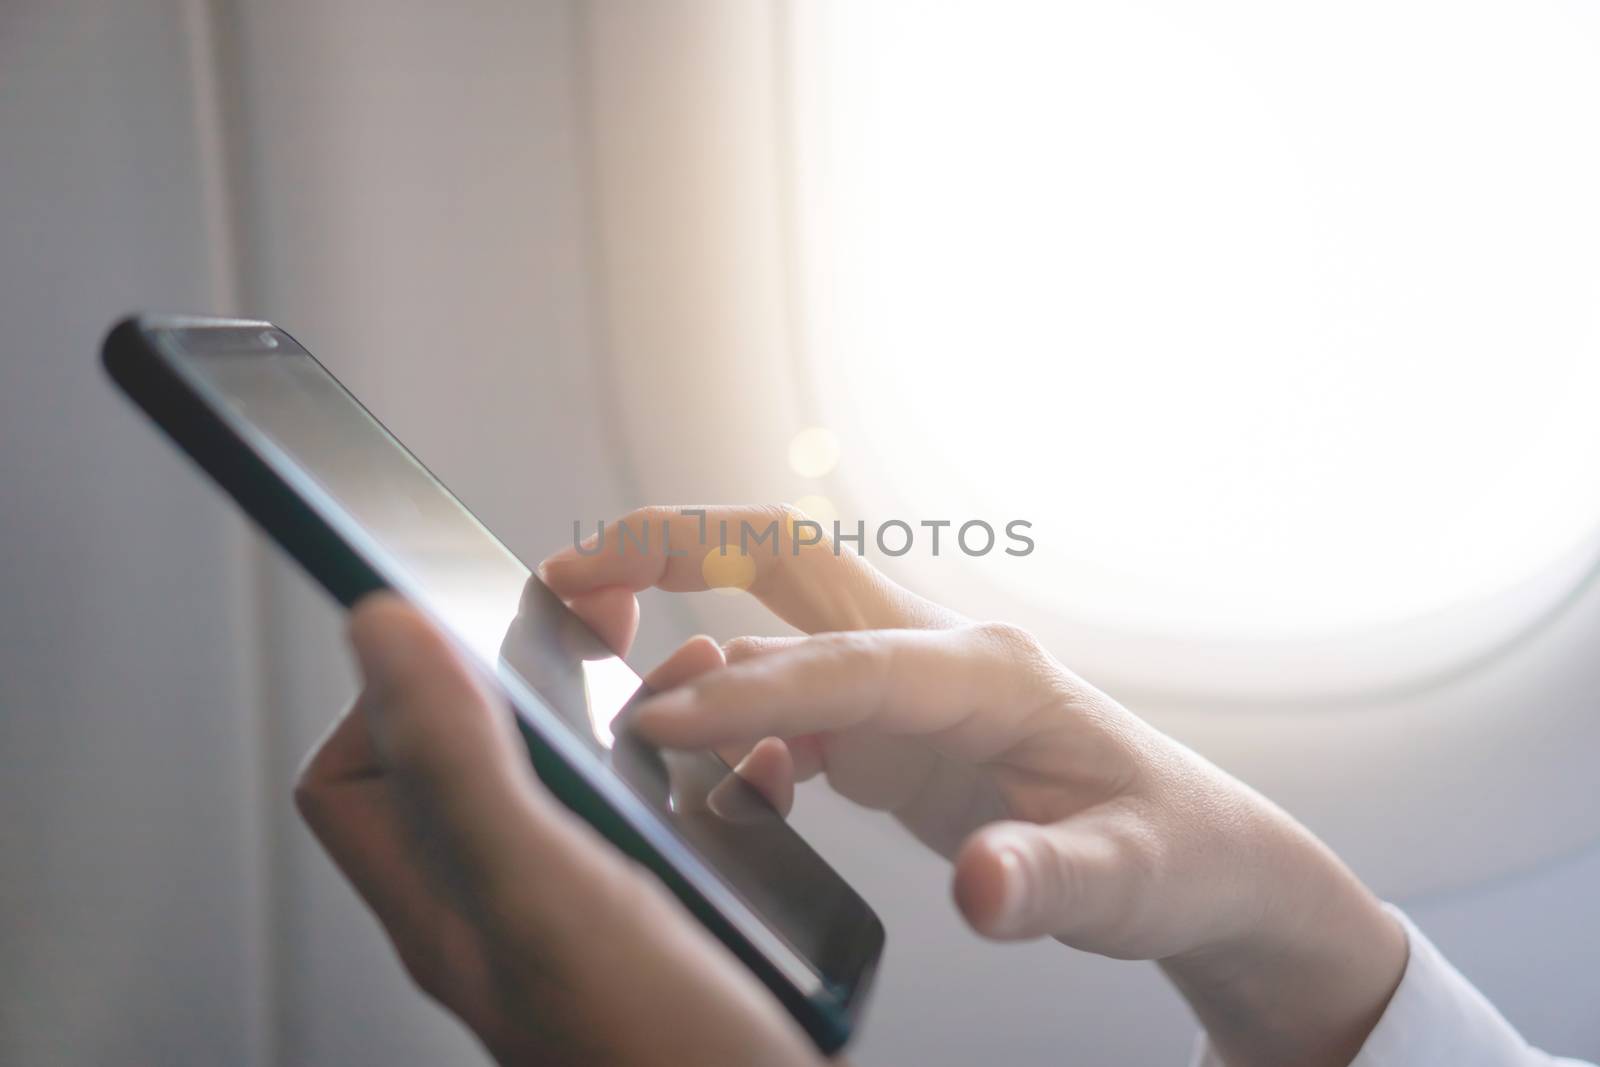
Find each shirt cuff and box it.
[1188,904,1586,1067]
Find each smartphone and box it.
[102,314,882,1052]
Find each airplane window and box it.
[784,1,1600,688]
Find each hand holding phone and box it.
[102,316,881,1051]
[298,593,822,1066]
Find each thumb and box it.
[349,593,605,919]
[952,817,1134,944]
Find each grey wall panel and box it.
[0,3,262,1064]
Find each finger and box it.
[951,816,1135,944]
[641,641,797,811]
[563,585,640,656]
[721,737,795,816]
[646,637,763,769]
[540,505,962,634]
[713,735,824,786]
[640,635,725,691]
[295,699,480,969]
[349,593,614,922]
[297,694,384,788]
[719,636,846,777]
[704,638,803,770]
[632,625,1066,763]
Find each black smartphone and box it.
[102,314,882,1052]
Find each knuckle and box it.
[722,635,768,661]
[633,504,676,529]
[395,942,446,1001]
[613,508,658,548]
[769,502,825,541]
[767,501,802,524]
[972,620,1043,659]
[967,621,1070,705]
[291,752,341,828]
[290,774,320,822]
[973,620,1044,674]
[759,504,803,546]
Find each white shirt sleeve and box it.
[1187,905,1592,1067]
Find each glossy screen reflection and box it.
[186,340,865,986]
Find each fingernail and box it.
[991,842,1029,936]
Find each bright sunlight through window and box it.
[792,1,1600,645]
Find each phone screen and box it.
[159,326,877,1004]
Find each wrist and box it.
[1159,803,1407,1067]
